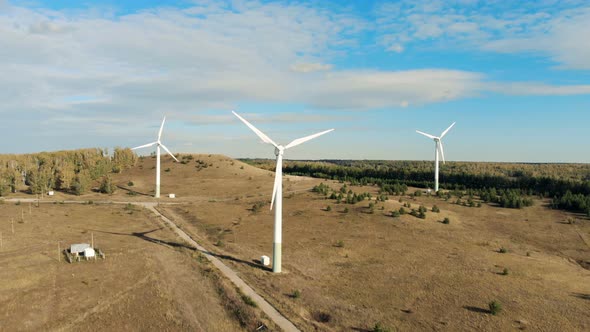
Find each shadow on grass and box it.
[463,306,490,314]
[194,247,272,272]
[116,185,152,197]
[86,227,271,272]
[572,293,590,301]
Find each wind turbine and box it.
[232,111,333,273]
[131,116,179,198]
[416,122,456,192]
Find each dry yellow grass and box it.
[1,153,589,331]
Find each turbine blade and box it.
[440,122,456,138]
[158,116,166,140]
[416,130,437,140]
[131,142,157,150]
[439,141,446,164]
[232,111,279,148]
[270,159,281,210]
[285,129,334,149]
[160,144,179,162]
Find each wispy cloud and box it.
[375,0,590,69]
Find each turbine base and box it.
[272,242,282,273]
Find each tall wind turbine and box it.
[132,116,179,198]
[232,111,333,273]
[416,122,456,192]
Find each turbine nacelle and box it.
[274,146,285,156]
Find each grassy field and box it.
[0,200,274,331]
[1,153,589,331]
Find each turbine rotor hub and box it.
[275,146,284,156]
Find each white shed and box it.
[84,247,96,258]
[70,243,90,255]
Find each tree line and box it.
[0,148,137,196]
[241,159,590,215]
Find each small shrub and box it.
[334,240,344,248]
[99,175,116,194]
[432,205,440,213]
[499,247,508,254]
[251,201,265,213]
[241,295,257,307]
[391,211,400,218]
[442,217,450,224]
[164,168,171,172]
[398,207,406,215]
[343,207,349,213]
[326,205,332,212]
[312,311,332,323]
[291,289,301,299]
[372,322,392,332]
[15,200,21,205]
[127,181,134,187]
[501,268,509,275]
[488,300,502,315]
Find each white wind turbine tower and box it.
[131,116,179,198]
[416,122,456,192]
[232,111,334,273]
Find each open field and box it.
[0,200,274,331]
[1,153,590,331]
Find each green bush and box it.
[488,300,502,315]
[391,211,401,218]
[326,205,332,212]
[432,205,440,213]
[442,217,450,224]
[372,322,392,332]
[501,268,509,275]
[291,289,301,299]
[99,175,116,194]
[499,247,508,253]
[241,294,257,307]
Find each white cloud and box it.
[386,43,404,53]
[487,82,590,95]
[306,70,483,109]
[290,62,333,73]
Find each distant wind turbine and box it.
[232,111,334,273]
[416,122,456,192]
[132,116,179,198]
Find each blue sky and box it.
[0,0,589,162]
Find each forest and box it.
[241,159,590,216]
[0,148,137,196]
